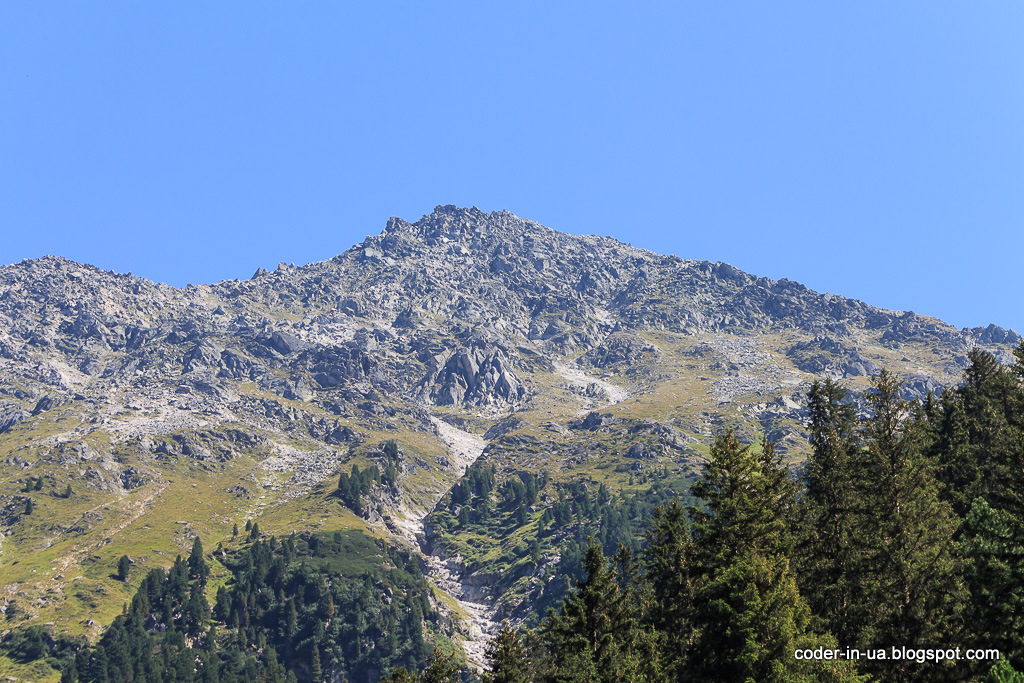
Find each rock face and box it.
[0,208,1017,429]
[0,204,1021,641]
[423,341,528,408]
[0,206,1018,457]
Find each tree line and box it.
[470,347,1024,683]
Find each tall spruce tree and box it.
[852,370,966,682]
[541,544,633,683]
[485,622,530,683]
[188,537,210,587]
[643,501,690,680]
[932,350,1024,517]
[930,347,1024,671]
[686,431,815,683]
[797,378,861,643]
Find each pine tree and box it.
[643,501,690,679]
[24,498,33,515]
[988,659,1024,682]
[232,523,239,538]
[310,646,322,683]
[188,537,210,586]
[686,431,813,683]
[380,668,417,683]
[116,555,131,582]
[932,350,1024,516]
[542,543,633,682]
[419,647,460,683]
[485,622,530,683]
[926,350,1024,671]
[852,370,966,681]
[962,498,1024,672]
[796,378,861,642]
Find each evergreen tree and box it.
[643,501,690,680]
[542,543,633,683]
[380,668,417,683]
[686,431,814,683]
[928,349,1024,670]
[188,537,210,586]
[116,555,131,582]
[962,498,1024,672]
[932,350,1024,517]
[852,370,966,681]
[485,622,529,683]
[310,646,322,683]
[419,647,460,683]
[797,378,861,643]
[989,659,1024,683]
[24,498,33,515]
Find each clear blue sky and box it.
[2,3,1022,332]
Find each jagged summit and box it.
[383,205,545,239]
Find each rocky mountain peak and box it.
[376,205,547,250]
[0,207,1021,664]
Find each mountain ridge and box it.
[0,205,1020,678]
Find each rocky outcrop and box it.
[577,332,660,369]
[787,336,881,378]
[421,341,529,408]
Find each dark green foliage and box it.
[927,346,1024,672]
[73,555,215,683]
[64,483,73,498]
[963,499,1024,668]
[336,462,380,515]
[854,371,965,681]
[63,531,444,683]
[24,497,33,515]
[2,625,83,670]
[418,647,460,683]
[541,543,650,682]
[642,501,689,679]
[932,349,1024,517]
[189,537,210,586]
[989,659,1024,682]
[797,378,861,643]
[685,432,818,683]
[485,622,530,683]
[116,555,131,582]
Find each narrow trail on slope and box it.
[394,417,496,671]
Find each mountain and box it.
[0,205,1018,678]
